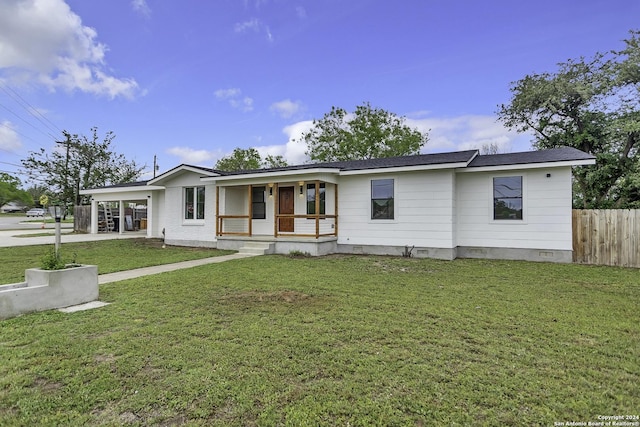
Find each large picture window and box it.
[493,176,522,220]
[306,183,325,215]
[252,186,266,219]
[184,186,205,220]
[371,179,394,220]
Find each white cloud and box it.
[214,88,241,99]
[265,26,273,43]
[405,114,534,154]
[0,121,23,153]
[278,120,314,164]
[131,0,151,18]
[238,97,254,112]
[234,19,261,34]
[270,99,303,119]
[215,88,254,112]
[233,18,273,42]
[166,146,217,165]
[261,115,533,167]
[169,114,533,173]
[0,0,139,99]
[228,121,312,167]
[243,0,270,11]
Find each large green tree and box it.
[0,173,31,208]
[215,148,288,171]
[298,102,429,162]
[22,127,144,206]
[498,30,640,208]
[25,184,49,207]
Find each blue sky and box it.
[0,0,638,181]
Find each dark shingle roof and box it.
[221,147,593,176]
[468,147,595,168]
[86,147,595,191]
[338,150,478,171]
[92,180,150,190]
[222,150,479,176]
[154,164,226,178]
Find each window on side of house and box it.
[252,186,266,219]
[371,179,394,220]
[493,176,523,220]
[185,186,205,220]
[306,183,325,215]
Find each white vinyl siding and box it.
[456,167,573,250]
[338,170,456,248]
[162,173,216,245]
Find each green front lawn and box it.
[0,254,638,425]
[0,239,233,284]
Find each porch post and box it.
[248,185,252,236]
[315,180,320,239]
[334,183,339,237]
[146,194,152,238]
[215,186,220,236]
[273,184,279,237]
[90,199,98,234]
[118,200,125,234]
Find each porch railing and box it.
[217,214,337,238]
[275,214,338,238]
[217,215,251,236]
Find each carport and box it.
[80,181,164,238]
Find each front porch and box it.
[215,180,338,240]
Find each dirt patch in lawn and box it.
[33,377,63,393]
[223,290,311,304]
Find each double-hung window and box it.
[371,179,394,220]
[306,183,325,215]
[184,186,205,220]
[252,186,266,219]
[493,176,523,220]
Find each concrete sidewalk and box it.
[0,227,259,284]
[0,228,145,247]
[54,254,258,314]
[98,253,258,284]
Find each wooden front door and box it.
[278,186,294,232]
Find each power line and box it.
[0,161,22,167]
[0,82,62,136]
[0,101,57,141]
[0,120,46,147]
[0,169,29,176]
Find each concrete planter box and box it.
[0,265,98,320]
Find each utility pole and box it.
[56,135,72,219]
[153,155,159,178]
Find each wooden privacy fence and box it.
[74,205,91,233]
[573,209,640,268]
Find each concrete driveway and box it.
[0,215,53,231]
[0,215,149,247]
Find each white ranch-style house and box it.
[81,147,595,262]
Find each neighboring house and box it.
[80,147,595,262]
[1,202,26,213]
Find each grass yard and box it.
[0,254,638,425]
[0,239,233,284]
